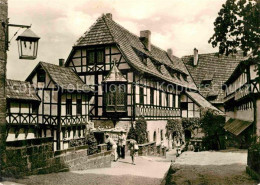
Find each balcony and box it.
[135,105,181,118]
[61,115,88,126]
[6,113,38,125]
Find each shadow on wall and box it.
[2,137,112,178]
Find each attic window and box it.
[201,73,214,86]
[201,79,212,86]
[176,73,181,80]
[207,95,217,101]
[37,69,45,83]
[156,64,162,73]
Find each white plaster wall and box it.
[146,120,168,147]
[235,109,254,122]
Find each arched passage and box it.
[184,130,192,141]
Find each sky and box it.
[7,0,225,80]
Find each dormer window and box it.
[176,73,181,80]
[142,56,148,65]
[201,72,214,87]
[182,74,188,81]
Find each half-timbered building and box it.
[17,61,94,151]
[65,13,220,147]
[223,58,259,147]
[183,49,246,111]
[6,79,41,141]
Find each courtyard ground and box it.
[1,149,257,185]
[2,153,171,185]
[165,149,258,185]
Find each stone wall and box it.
[0,0,7,180]
[2,137,112,178]
[137,142,166,157]
[247,147,260,181]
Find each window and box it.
[76,99,82,115]
[66,99,72,115]
[180,102,188,110]
[150,89,154,105]
[140,86,144,105]
[106,84,126,112]
[87,49,104,65]
[96,50,104,64]
[32,103,38,114]
[166,94,169,107]
[159,91,162,106]
[153,131,156,142]
[182,74,188,81]
[37,69,45,83]
[172,95,175,108]
[142,56,148,65]
[87,51,95,64]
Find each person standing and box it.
[129,139,138,165]
[105,134,118,161]
[118,131,126,159]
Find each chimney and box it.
[59,58,65,67]
[140,30,151,51]
[105,13,112,20]
[193,48,198,66]
[167,48,173,57]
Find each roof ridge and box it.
[181,50,245,58]
[75,16,103,46]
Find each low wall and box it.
[247,147,260,181]
[2,137,112,178]
[138,142,166,157]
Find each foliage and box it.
[250,141,260,150]
[86,132,98,155]
[127,126,136,140]
[182,118,201,130]
[127,117,148,144]
[166,119,183,139]
[209,0,259,57]
[200,109,226,150]
[135,117,148,144]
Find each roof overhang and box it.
[224,118,252,136]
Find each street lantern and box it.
[16,28,40,60]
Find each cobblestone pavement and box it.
[2,154,171,185]
[165,150,257,185]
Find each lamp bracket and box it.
[2,18,32,51]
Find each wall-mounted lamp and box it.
[2,19,40,60]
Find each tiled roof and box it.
[183,52,245,104]
[74,14,197,90]
[186,91,222,113]
[6,79,40,101]
[27,62,94,92]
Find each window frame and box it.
[105,84,127,112]
[66,99,72,116]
